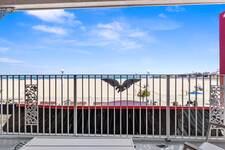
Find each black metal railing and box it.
[0,74,224,139]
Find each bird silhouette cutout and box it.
[102,78,141,93]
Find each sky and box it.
[0,4,224,74]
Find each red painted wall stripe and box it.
[16,104,209,110]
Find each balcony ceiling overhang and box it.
[1,0,225,10]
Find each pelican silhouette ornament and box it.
[102,78,141,93]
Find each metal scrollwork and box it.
[25,84,38,126]
[0,8,14,19]
[210,85,224,130]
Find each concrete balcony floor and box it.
[0,136,225,150]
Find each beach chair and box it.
[183,122,225,150]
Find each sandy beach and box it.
[0,75,220,106]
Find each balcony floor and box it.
[134,139,225,150]
[0,136,225,150]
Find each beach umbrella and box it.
[189,91,203,95]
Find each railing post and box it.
[74,75,77,135]
[166,75,170,138]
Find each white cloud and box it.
[26,9,80,25]
[97,29,120,41]
[0,47,9,52]
[32,17,178,53]
[0,38,11,44]
[128,31,147,38]
[96,21,123,40]
[166,6,186,12]
[158,13,167,18]
[0,57,23,64]
[120,40,142,49]
[92,20,155,50]
[32,25,67,35]
[97,21,123,31]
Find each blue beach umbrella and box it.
[189,91,203,95]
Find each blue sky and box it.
[0,5,224,74]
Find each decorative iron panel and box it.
[210,85,225,129]
[25,84,38,126]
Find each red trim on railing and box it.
[16,104,210,110]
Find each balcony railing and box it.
[0,74,224,140]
